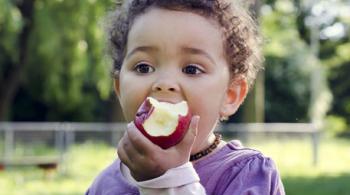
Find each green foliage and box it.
[0,0,117,121]
[318,10,350,133]
[261,0,350,131]
[324,115,348,136]
[23,0,114,121]
[326,43,350,130]
[1,0,349,128]
[261,2,313,122]
[0,0,23,74]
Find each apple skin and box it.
[134,98,192,149]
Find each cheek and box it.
[188,81,227,116]
[187,74,229,118]
[118,74,151,121]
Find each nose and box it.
[151,77,180,93]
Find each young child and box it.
[87,0,285,194]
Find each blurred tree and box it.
[0,0,35,120]
[258,0,316,122]
[1,0,349,130]
[0,0,123,121]
[260,0,349,134]
[296,0,349,133]
[230,0,316,123]
[236,0,265,123]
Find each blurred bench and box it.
[0,156,60,170]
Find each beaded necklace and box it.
[190,133,222,161]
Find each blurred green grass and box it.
[0,138,349,195]
[248,138,350,195]
[0,142,115,195]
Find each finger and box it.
[117,135,132,167]
[121,129,142,162]
[126,122,160,155]
[175,115,200,153]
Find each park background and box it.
[0,0,349,194]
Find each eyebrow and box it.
[125,45,216,64]
[125,46,158,60]
[180,46,216,64]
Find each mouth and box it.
[151,98,181,104]
[135,97,186,119]
[135,99,153,119]
[133,96,192,149]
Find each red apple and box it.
[134,97,192,149]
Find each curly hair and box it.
[105,0,263,88]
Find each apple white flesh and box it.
[134,97,192,149]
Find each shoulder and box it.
[221,150,285,195]
[86,159,138,195]
[194,140,285,195]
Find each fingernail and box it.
[127,122,133,129]
[194,115,200,123]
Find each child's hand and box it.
[117,116,200,181]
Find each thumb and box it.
[176,115,200,153]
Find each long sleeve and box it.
[120,162,207,195]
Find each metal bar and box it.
[0,122,320,167]
[0,122,318,133]
[4,125,14,161]
[0,122,128,132]
[311,131,320,166]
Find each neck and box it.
[192,133,216,154]
[190,133,226,163]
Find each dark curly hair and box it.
[105,0,263,88]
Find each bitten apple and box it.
[134,97,192,149]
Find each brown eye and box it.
[134,63,155,74]
[182,64,204,75]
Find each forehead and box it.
[126,7,225,59]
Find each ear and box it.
[219,78,248,118]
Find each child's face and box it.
[115,8,246,152]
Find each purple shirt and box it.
[86,140,285,195]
